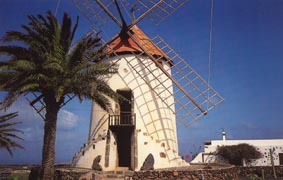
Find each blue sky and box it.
[0,0,283,164]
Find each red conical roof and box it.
[106,25,167,57]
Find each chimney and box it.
[221,128,226,141]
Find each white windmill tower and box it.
[71,0,223,171]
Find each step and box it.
[103,168,134,180]
[114,167,130,171]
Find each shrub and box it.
[216,143,262,166]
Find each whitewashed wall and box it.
[192,139,283,166]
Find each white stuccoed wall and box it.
[73,54,188,170]
[192,139,283,166]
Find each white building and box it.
[72,25,187,171]
[192,131,283,166]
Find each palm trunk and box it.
[41,99,60,180]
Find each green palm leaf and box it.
[0,112,24,157]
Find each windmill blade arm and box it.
[129,0,165,27]
[95,0,122,28]
[130,0,189,25]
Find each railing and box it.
[109,113,136,126]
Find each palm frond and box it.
[0,91,22,110]
[0,112,24,156]
[91,93,112,111]
[60,12,73,52]
[0,112,18,123]
[0,46,30,60]
[0,132,24,141]
[0,121,22,129]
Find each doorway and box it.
[114,127,134,167]
[110,89,135,168]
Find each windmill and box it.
[71,0,224,171]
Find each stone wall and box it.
[28,167,132,180]
[132,168,238,180]
[237,166,283,179]
[131,166,283,180]
[2,165,283,180]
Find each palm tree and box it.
[0,11,118,180]
[0,112,24,156]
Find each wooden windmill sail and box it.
[71,0,224,171]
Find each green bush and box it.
[216,143,262,166]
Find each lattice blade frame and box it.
[24,93,46,120]
[24,93,75,120]
[151,35,224,126]
[125,31,224,127]
[122,0,189,25]
[71,0,189,32]
[71,0,117,31]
